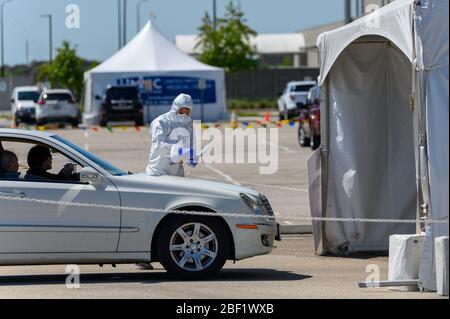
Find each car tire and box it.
[157,215,229,280]
[36,120,45,127]
[71,118,79,128]
[311,134,321,151]
[298,127,310,147]
[279,112,285,121]
[135,116,144,127]
[99,118,108,127]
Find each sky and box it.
[3,0,345,66]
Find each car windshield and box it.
[107,88,138,100]
[51,135,127,176]
[18,91,40,101]
[44,93,73,101]
[292,84,315,93]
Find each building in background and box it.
[176,0,395,68]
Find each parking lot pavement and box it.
[54,125,312,226]
[0,235,442,299]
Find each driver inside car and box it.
[25,145,79,182]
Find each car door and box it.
[0,178,121,254]
[0,138,122,254]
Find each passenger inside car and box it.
[0,150,21,180]
[25,145,79,181]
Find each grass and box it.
[227,98,277,110]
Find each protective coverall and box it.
[146,93,197,177]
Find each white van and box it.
[10,86,42,125]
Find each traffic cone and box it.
[230,110,238,129]
[264,112,270,123]
[11,114,16,128]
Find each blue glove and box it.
[178,148,198,166]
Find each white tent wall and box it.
[321,39,416,254]
[416,0,449,292]
[83,70,226,124]
[313,0,420,255]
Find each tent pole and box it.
[319,77,331,255]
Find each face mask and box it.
[175,113,192,125]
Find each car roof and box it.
[0,128,55,139]
[43,89,73,94]
[13,86,40,92]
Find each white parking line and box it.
[204,164,241,186]
[260,139,297,154]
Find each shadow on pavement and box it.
[0,268,311,286]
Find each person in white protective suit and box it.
[136,93,198,270]
[145,93,198,177]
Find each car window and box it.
[51,135,127,176]
[106,88,138,100]
[291,84,315,93]
[43,93,73,101]
[0,139,83,182]
[18,91,40,101]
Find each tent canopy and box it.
[317,0,414,85]
[83,21,226,124]
[311,0,418,255]
[87,21,220,73]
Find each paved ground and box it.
[0,235,443,299]
[0,120,444,299]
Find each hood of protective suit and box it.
[169,93,193,117]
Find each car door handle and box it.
[0,191,26,198]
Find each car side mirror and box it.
[10,99,14,103]
[95,95,101,100]
[80,167,104,187]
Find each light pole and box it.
[118,0,122,49]
[1,0,12,78]
[136,0,148,33]
[41,14,53,64]
[123,0,127,46]
[212,0,217,30]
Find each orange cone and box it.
[230,110,238,129]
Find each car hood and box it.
[112,173,261,199]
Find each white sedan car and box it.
[0,129,280,279]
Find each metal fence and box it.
[225,67,319,100]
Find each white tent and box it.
[415,0,449,292]
[83,21,226,125]
[309,0,448,264]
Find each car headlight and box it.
[240,193,264,215]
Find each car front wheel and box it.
[298,127,310,147]
[157,216,229,279]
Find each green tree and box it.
[196,2,257,71]
[36,41,84,98]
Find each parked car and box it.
[298,85,321,150]
[35,89,81,127]
[96,86,144,127]
[277,81,316,120]
[10,86,42,126]
[0,129,280,279]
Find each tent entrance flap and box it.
[322,38,417,254]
